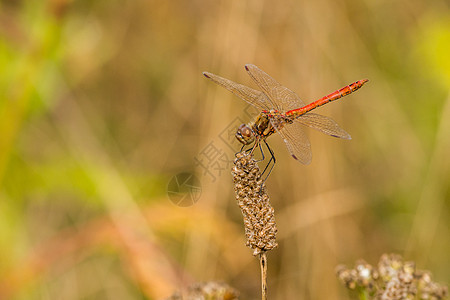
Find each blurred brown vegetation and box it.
[0,0,449,299]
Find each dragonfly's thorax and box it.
[254,111,276,137]
[263,110,293,129]
[236,110,293,145]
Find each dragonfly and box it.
[203,64,368,168]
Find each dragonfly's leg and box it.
[261,140,276,179]
[252,140,266,163]
[249,140,276,194]
[249,137,261,157]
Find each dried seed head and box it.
[165,281,239,299]
[336,264,358,289]
[232,151,277,255]
[355,260,378,291]
[379,277,408,300]
[378,253,404,281]
[337,254,448,300]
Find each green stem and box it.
[357,287,369,300]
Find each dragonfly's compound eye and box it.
[236,124,255,145]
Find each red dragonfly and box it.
[203,64,368,165]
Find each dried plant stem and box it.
[260,252,268,300]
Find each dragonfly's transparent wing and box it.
[244,64,305,112]
[203,71,272,111]
[296,113,352,139]
[274,120,312,164]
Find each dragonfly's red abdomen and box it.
[286,79,369,118]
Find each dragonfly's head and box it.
[236,124,255,145]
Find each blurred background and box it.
[0,0,449,299]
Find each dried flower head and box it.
[232,151,277,256]
[336,259,379,293]
[165,281,239,300]
[378,253,407,282]
[415,270,449,300]
[336,254,448,300]
[379,276,410,300]
[336,264,358,290]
